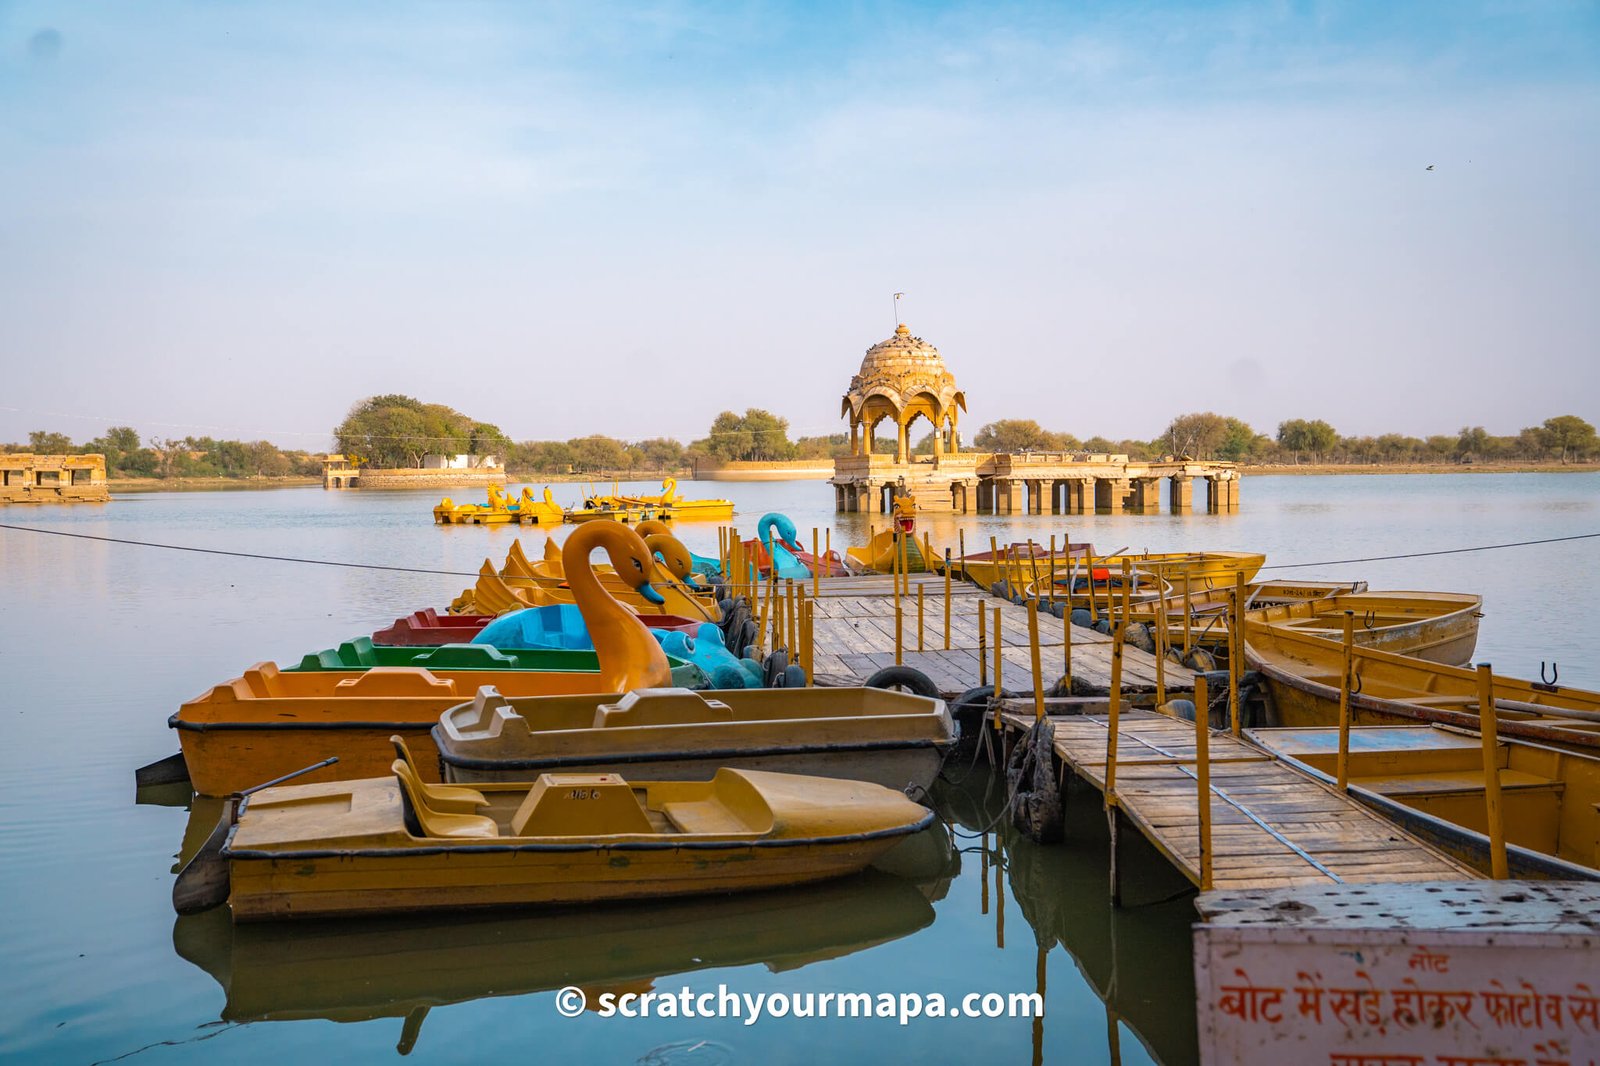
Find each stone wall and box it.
[1,453,110,504]
[691,459,835,481]
[349,467,506,489]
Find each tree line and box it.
[13,400,1591,482]
[962,413,1597,466]
[2,428,325,479]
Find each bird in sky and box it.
[1426,165,1435,171]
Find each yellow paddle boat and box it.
[590,478,734,521]
[1244,620,1600,752]
[174,522,685,795]
[202,750,935,920]
[1248,724,1600,878]
[434,684,955,789]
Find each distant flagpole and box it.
[893,291,905,326]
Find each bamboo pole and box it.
[894,546,904,666]
[804,599,815,686]
[1153,562,1167,706]
[794,586,807,673]
[785,579,796,655]
[1337,611,1354,790]
[917,583,925,652]
[1048,534,1058,612]
[1119,559,1132,630]
[979,602,988,686]
[1063,592,1073,694]
[943,549,953,650]
[1194,673,1212,890]
[1104,627,1125,806]
[825,528,831,575]
[992,605,1003,727]
[1182,572,1193,656]
[812,528,820,598]
[989,536,1000,590]
[1230,572,1245,736]
[1028,597,1044,721]
[1477,663,1509,879]
[958,528,966,582]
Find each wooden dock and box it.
[1001,708,1480,891]
[804,573,1196,697]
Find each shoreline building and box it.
[829,324,1239,514]
[0,453,109,504]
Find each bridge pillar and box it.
[1095,478,1128,514]
[1169,476,1193,513]
[1027,479,1044,514]
[1068,478,1091,514]
[1131,477,1161,513]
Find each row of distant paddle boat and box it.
[434,478,736,525]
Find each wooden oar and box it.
[172,757,340,916]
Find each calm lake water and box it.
[1,472,1595,1064]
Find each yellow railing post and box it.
[943,550,952,650]
[1182,572,1193,656]
[1029,597,1045,721]
[795,586,807,673]
[1195,673,1212,890]
[1153,562,1167,707]
[1105,627,1125,806]
[1477,663,1509,879]
[1063,592,1073,694]
[978,602,988,687]
[1230,572,1245,736]
[785,580,797,655]
[1337,610,1354,791]
[992,604,1003,696]
[917,583,925,652]
[1119,559,1132,631]
[805,599,815,686]
[1048,534,1058,613]
[812,528,820,599]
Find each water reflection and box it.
[173,870,940,1053]
[940,770,1199,1066]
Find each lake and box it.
[1,472,1595,1064]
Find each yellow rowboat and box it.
[433,685,955,789]
[1243,621,1600,752]
[1102,580,1368,649]
[1134,588,1481,662]
[942,541,1089,590]
[950,547,1263,604]
[1247,725,1600,878]
[171,868,935,1032]
[202,757,935,920]
[590,478,735,521]
[1246,590,1482,666]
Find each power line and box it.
[0,523,481,577]
[1258,532,1600,570]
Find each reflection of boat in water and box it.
[172,869,936,1048]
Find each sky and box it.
[2,1,1598,451]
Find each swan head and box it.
[644,533,695,582]
[758,512,800,549]
[572,522,666,604]
[635,519,672,538]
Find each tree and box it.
[633,438,686,471]
[1541,415,1597,463]
[27,430,74,454]
[334,395,509,468]
[1276,419,1338,463]
[567,436,629,472]
[692,409,797,462]
[973,419,1057,453]
[1162,412,1228,458]
[1456,426,1489,462]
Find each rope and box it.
[1259,531,1600,570]
[0,523,480,577]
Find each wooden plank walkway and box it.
[1003,709,1480,890]
[803,573,1196,698]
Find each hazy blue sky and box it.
[3,1,1597,450]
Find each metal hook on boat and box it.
[1540,661,1559,687]
[1350,672,1363,696]
[1363,610,1376,630]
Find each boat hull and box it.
[441,743,946,793]
[226,836,912,920]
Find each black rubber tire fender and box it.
[863,666,940,700]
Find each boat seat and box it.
[659,800,756,835]
[391,759,499,839]
[389,735,489,814]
